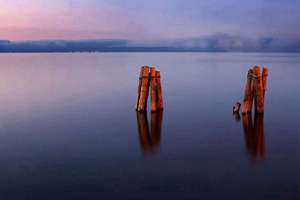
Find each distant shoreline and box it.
[0,50,227,53]
[1,35,300,53]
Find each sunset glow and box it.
[1,0,299,41]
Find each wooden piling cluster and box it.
[136,66,164,112]
[242,65,268,114]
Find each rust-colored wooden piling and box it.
[253,66,264,114]
[156,71,164,110]
[262,67,268,99]
[150,67,158,112]
[135,67,144,110]
[242,69,255,114]
[136,66,150,112]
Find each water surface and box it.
[0,53,299,199]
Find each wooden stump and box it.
[136,66,150,112]
[156,71,164,110]
[150,67,158,112]
[253,66,264,114]
[242,69,255,114]
[233,102,241,113]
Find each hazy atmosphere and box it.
[1,0,300,52]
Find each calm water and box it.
[0,53,299,199]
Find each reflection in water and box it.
[242,114,265,161]
[233,112,241,122]
[136,111,163,156]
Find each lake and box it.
[0,52,299,199]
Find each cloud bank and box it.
[1,34,300,52]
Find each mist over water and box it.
[0,52,299,199]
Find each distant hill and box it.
[1,34,300,53]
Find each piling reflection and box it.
[242,114,265,161]
[233,112,241,122]
[136,111,163,156]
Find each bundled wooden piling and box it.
[241,65,269,114]
[136,66,164,112]
[136,66,151,112]
[156,71,164,110]
[150,67,158,112]
[242,69,255,114]
[253,66,264,114]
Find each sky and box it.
[0,0,299,41]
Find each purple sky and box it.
[0,0,299,41]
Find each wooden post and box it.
[233,102,241,113]
[137,66,150,112]
[156,71,164,110]
[135,67,144,110]
[253,66,264,114]
[242,69,255,114]
[150,67,158,112]
[262,67,268,99]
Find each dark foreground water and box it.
[0,53,299,199]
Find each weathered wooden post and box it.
[135,67,144,110]
[253,66,264,114]
[262,67,268,99]
[150,67,158,112]
[156,71,164,110]
[242,69,255,114]
[136,66,150,112]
